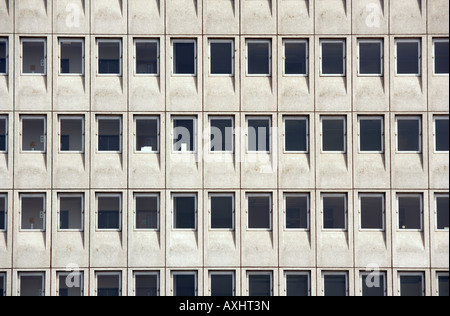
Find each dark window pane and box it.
[0,41,6,74]
[136,41,158,74]
[22,118,46,152]
[60,196,83,230]
[286,195,309,229]
[98,118,121,152]
[0,196,5,231]
[397,41,420,75]
[0,274,5,296]
[286,274,309,296]
[400,275,424,296]
[360,118,383,152]
[359,41,382,75]
[438,275,449,297]
[20,275,44,296]
[211,118,234,152]
[136,196,158,229]
[98,41,121,75]
[397,118,421,152]
[21,196,45,230]
[136,118,158,152]
[285,41,307,75]
[174,196,196,229]
[437,196,449,230]
[211,196,233,229]
[60,41,83,74]
[435,41,449,74]
[248,119,271,152]
[435,118,449,152]
[210,41,233,75]
[248,195,271,229]
[323,195,346,230]
[135,274,158,296]
[98,196,121,230]
[249,274,272,296]
[398,196,422,230]
[60,118,83,152]
[360,195,384,230]
[285,119,308,152]
[324,274,347,296]
[248,42,270,75]
[59,273,83,296]
[22,40,46,74]
[211,274,234,296]
[97,274,121,297]
[362,273,386,296]
[322,118,345,152]
[174,274,197,296]
[321,41,345,75]
[174,118,195,152]
[174,41,196,75]
[0,118,6,151]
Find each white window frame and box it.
[284,271,311,296]
[321,193,348,232]
[434,116,449,153]
[209,271,236,296]
[246,39,272,77]
[97,116,122,154]
[435,193,449,232]
[97,39,123,77]
[18,272,45,296]
[322,271,349,296]
[172,193,198,231]
[247,193,273,231]
[21,115,47,154]
[96,271,122,296]
[282,39,309,77]
[357,39,384,77]
[209,193,235,231]
[21,38,47,76]
[172,39,197,77]
[321,116,347,154]
[395,39,422,77]
[172,116,198,154]
[436,272,449,296]
[57,271,84,296]
[360,271,387,296]
[209,116,235,154]
[59,115,85,154]
[0,272,5,296]
[247,116,272,154]
[432,38,449,76]
[397,194,423,232]
[96,193,122,232]
[395,116,422,154]
[247,271,273,296]
[0,194,6,232]
[58,193,84,232]
[133,271,160,296]
[209,39,235,77]
[0,38,8,75]
[320,39,346,77]
[20,193,46,232]
[398,272,425,297]
[172,271,198,296]
[0,115,7,153]
[134,193,160,231]
[283,116,309,154]
[284,193,310,231]
[358,116,384,154]
[134,115,160,154]
[359,193,386,232]
[59,38,85,76]
[134,39,160,77]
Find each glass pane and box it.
[400,275,423,296]
[0,118,5,151]
[211,196,233,229]
[136,41,158,74]
[60,118,83,152]
[437,196,449,230]
[438,275,449,297]
[97,274,121,297]
[136,196,158,229]
[435,118,449,152]
[435,41,449,74]
[397,119,420,152]
[285,119,308,152]
[59,273,82,296]
[98,41,121,74]
[174,42,196,75]
[211,41,233,75]
[174,196,196,229]
[61,41,83,74]
[248,42,270,75]
[0,274,4,296]
[360,118,383,152]
[174,274,196,296]
[136,119,158,152]
[21,196,45,230]
[362,273,386,296]
[248,196,271,229]
[323,195,346,230]
[0,41,6,74]
[22,40,45,74]
[322,118,345,152]
[22,118,45,152]
[248,119,271,152]
[98,118,121,152]
[249,274,272,296]
[397,41,420,75]
[359,42,382,75]
[210,118,234,152]
[20,275,44,296]
[324,274,347,296]
[174,118,195,152]
[135,274,158,296]
[60,196,83,230]
[360,195,384,230]
[286,274,309,296]
[98,196,121,230]
[321,42,345,75]
[211,274,234,296]
[285,42,307,75]
[398,196,422,230]
[0,196,4,231]
[286,195,309,229]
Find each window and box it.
[320,40,346,76]
[60,116,84,153]
[210,117,234,153]
[358,39,383,76]
[173,117,197,153]
[285,194,309,230]
[173,272,197,296]
[0,273,5,296]
[22,38,46,75]
[19,273,45,296]
[135,194,159,230]
[97,194,122,230]
[0,194,5,231]
[135,40,159,75]
[361,271,387,296]
[210,40,234,76]
[433,39,449,75]
[247,40,271,76]
[98,39,122,75]
[135,272,159,296]
[135,116,159,153]
[58,271,83,296]
[396,116,422,153]
[399,273,424,296]
[283,40,308,76]
[248,194,272,230]
[435,116,449,152]
[21,116,46,153]
[210,194,234,230]
[60,39,84,75]
[0,38,7,75]
[21,194,45,231]
[437,273,449,297]
[285,272,310,296]
[436,194,449,231]
[210,272,235,296]
[173,194,197,230]
[396,39,421,76]
[248,117,271,153]
[97,272,122,297]
[59,194,83,231]
[172,39,197,76]
[360,194,385,230]
[359,116,384,153]
[98,116,122,152]
[398,194,423,231]
[0,116,7,152]
[323,272,348,296]
[284,117,308,153]
[322,116,346,153]
[248,272,273,296]
[322,194,347,230]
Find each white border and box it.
[395,39,421,76]
[172,116,198,154]
[322,271,349,296]
[97,39,122,76]
[398,272,425,296]
[18,272,45,296]
[134,39,160,77]
[432,38,449,76]
[20,193,46,232]
[134,115,160,154]
[247,271,273,296]
[21,115,47,153]
[282,39,309,77]
[284,271,311,296]
[357,39,384,77]
[246,39,272,77]
[172,39,197,77]
[320,39,346,77]
[172,271,198,296]
[133,271,160,296]
[247,116,272,154]
[59,38,85,76]
[21,38,47,76]
[209,271,236,296]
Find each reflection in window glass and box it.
[211,273,234,297]
[284,41,308,75]
[438,274,449,297]
[136,41,158,75]
[397,117,421,152]
[98,40,121,75]
[323,194,347,230]
[173,40,196,75]
[435,117,449,152]
[98,117,121,152]
[322,117,346,152]
[436,195,449,231]
[359,40,383,75]
[286,273,310,296]
[173,273,197,297]
[21,195,45,231]
[210,195,234,229]
[248,273,272,296]
[97,195,121,230]
[323,273,348,297]
[22,39,46,74]
[22,116,46,152]
[0,117,6,152]
[434,39,449,75]
[398,195,422,230]
[396,40,420,75]
[20,273,45,296]
[321,40,345,75]
[285,118,308,152]
[60,117,84,152]
[0,39,7,74]
[247,41,271,75]
[248,118,271,152]
[359,117,383,152]
[248,195,272,230]
[173,195,196,230]
[97,273,121,297]
[136,118,159,152]
[285,195,309,230]
[173,117,196,152]
[135,195,159,230]
[360,194,384,230]
[135,273,159,297]
[361,272,386,296]
[210,40,233,75]
[59,195,83,230]
[399,274,424,297]
[210,118,234,152]
[60,40,84,74]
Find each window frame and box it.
[247,271,273,297]
[172,271,198,296]
[0,193,6,232]
[172,193,198,231]
[398,272,425,297]
[436,272,449,297]
[59,115,85,154]
[97,116,123,154]
[357,39,384,77]
[360,271,387,296]
[21,115,47,154]
[134,193,160,231]
[0,115,7,153]
[209,39,235,77]
[134,39,160,77]
[247,116,272,154]
[358,116,385,154]
[172,39,197,77]
[397,194,423,232]
[209,271,236,297]
[359,193,386,232]
[396,116,422,154]
[97,39,123,77]
[58,193,84,232]
[395,38,422,77]
[21,38,47,76]
[282,39,309,77]
[96,193,122,232]
[18,272,45,296]
[321,116,347,154]
[321,193,348,232]
[434,116,449,153]
[0,38,8,75]
[209,116,235,154]
[209,193,235,231]
[0,272,5,296]
[320,39,346,77]
[284,271,311,297]
[20,193,46,232]
[96,271,122,297]
[284,193,310,231]
[432,38,449,76]
[134,115,160,154]
[57,271,84,296]
[59,38,85,76]
[172,116,198,154]
[322,271,349,297]
[134,271,160,297]
[246,39,272,77]
[247,193,273,231]
[435,193,449,232]
[283,116,309,154]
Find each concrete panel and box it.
[278,0,313,35]
[390,0,426,35]
[352,0,388,35]
[91,0,127,35]
[15,0,52,34]
[128,0,164,35]
[315,0,351,35]
[0,0,13,33]
[166,0,202,35]
[204,0,239,35]
[428,0,449,35]
[241,0,276,35]
[54,0,89,34]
